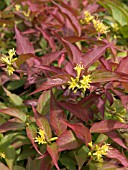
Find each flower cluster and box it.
[92,19,109,35]
[0,152,5,159]
[68,63,91,93]
[1,48,17,75]
[80,11,94,24]
[88,142,110,163]
[35,129,58,145]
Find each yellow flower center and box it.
[0,152,5,159]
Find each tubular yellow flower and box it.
[80,11,94,24]
[0,152,5,159]
[35,129,47,145]
[74,63,84,79]
[68,77,79,93]
[80,75,91,92]
[15,4,21,11]
[92,19,109,34]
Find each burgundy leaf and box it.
[32,106,52,140]
[56,130,82,152]
[59,102,89,123]
[99,56,112,71]
[121,95,128,111]
[90,120,128,133]
[37,26,56,52]
[95,98,105,118]
[53,1,81,36]
[0,118,25,133]
[40,154,53,170]
[50,92,67,136]
[15,26,35,55]
[0,108,26,122]
[61,121,92,145]
[41,50,65,65]
[115,56,128,75]
[54,31,82,64]
[30,74,71,95]
[106,131,127,150]
[26,123,42,155]
[82,42,113,69]
[107,148,128,167]
[47,143,60,170]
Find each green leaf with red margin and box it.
[50,91,67,136]
[59,102,89,123]
[90,120,128,133]
[82,42,113,69]
[32,106,52,140]
[26,123,42,155]
[30,74,71,95]
[15,26,35,55]
[0,118,25,133]
[107,147,128,167]
[0,163,10,170]
[61,122,91,145]
[91,70,120,83]
[105,131,127,150]
[0,108,27,122]
[56,130,82,152]
[47,142,60,170]
[52,1,81,36]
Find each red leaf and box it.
[54,32,82,64]
[0,162,10,170]
[40,154,53,170]
[47,143,60,170]
[106,131,127,150]
[99,56,112,71]
[56,130,82,152]
[0,118,25,133]
[41,50,65,65]
[37,26,56,52]
[15,26,35,55]
[32,106,52,140]
[53,1,81,36]
[90,120,128,133]
[0,108,26,122]
[30,74,71,95]
[59,102,89,123]
[26,123,42,155]
[115,56,128,75]
[61,121,92,145]
[107,148,128,167]
[82,42,113,69]
[50,92,67,136]
[121,95,128,110]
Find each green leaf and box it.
[13,166,25,170]
[120,25,128,38]
[17,148,36,161]
[59,155,77,170]
[4,145,16,170]
[7,79,25,90]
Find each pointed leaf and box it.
[15,26,35,55]
[40,154,52,170]
[0,118,25,133]
[32,106,52,140]
[106,131,127,149]
[115,56,128,75]
[61,121,91,145]
[107,148,128,167]
[56,130,82,151]
[0,163,10,170]
[30,74,71,95]
[50,92,67,136]
[47,142,60,170]
[90,120,128,133]
[0,108,27,122]
[59,102,89,123]
[26,123,42,155]
[82,42,113,69]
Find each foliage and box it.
[0,0,128,169]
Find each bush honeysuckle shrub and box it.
[0,0,128,170]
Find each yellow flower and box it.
[74,63,84,79]
[15,4,21,11]
[0,152,5,159]
[111,23,119,32]
[68,77,79,93]
[80,75,91,92]
[92,19,109,34]
[23,9,30,17]
[35,129,47,145]
[80,11,94,24]
[1,48,17,75]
